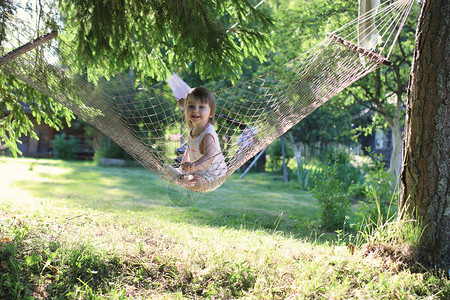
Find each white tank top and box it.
[187,123,227,179]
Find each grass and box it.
[4,158,319,235]
[0,157,448,299]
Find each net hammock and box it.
[0,0,415,192]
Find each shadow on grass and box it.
[0,231,186,298]
[11,159,321,239]
[0,224,263,299]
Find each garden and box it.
[0,153,448,298]
[1,0,449,298]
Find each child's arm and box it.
[181,134,217,172]
[180,146,189,171]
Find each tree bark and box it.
[390,116,403,183]
[388,94,404,183]
[400,0,449,267]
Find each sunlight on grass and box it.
[1,157,448,299]
[0,158,319,236]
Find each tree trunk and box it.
[389,119,403,184]
[389,94,404,183]
[400,0,449,267]
[287,133,304,169]
[280,135,288,183]
[358,0,380,50]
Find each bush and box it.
[295,163,321,190]
[347,182,366,202]
[302,149,365,193]
[312,165,351,231]
[323,149,365,190]
[324,148,351,165]
[296,163,311,190]
[357,159,398,225]
[93,136,132,163]
[52,133,79,160]
[266,138,294,172]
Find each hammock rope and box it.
[0,0,415,192]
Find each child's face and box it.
[184,96,213,127]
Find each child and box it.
[178,87,227,191]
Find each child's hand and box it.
[177,98,185,110]
[181,162,195,172]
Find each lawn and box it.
[0,157,448,299]
[2,157,319,236]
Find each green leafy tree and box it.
[0,0,15,40]
[341,3,419,181]
[0,74,74,155]
[312,165,351,231]
[52,132,79,159]
[263,0,357,65]
[58,0,274,81]
[0,0,274,156]
[252,0,417,186]
[286,100,357,166]
[1,0,73,155]
[250,0,359,167]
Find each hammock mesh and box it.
[0,0,415,192]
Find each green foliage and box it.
[0,0,15,41]
[312,165,351,231]
[93,135,132,162]
[338,3,419,159]
[310,149,365,189]
[0,233,123,299]
[357,157,398,226]
[292,148,366,194]
[0,0,273,159]
[327,155,365,193]
[335,163,366,190]
[347,182,366,202]
[324,148,351,165]
[265,0,357,64]
[1,2,74,157]
[357,195,425,261]
[177,0,362,131]
[58,0,274,81]
[52,133,79,160]
[345,3,418,113]
[256,0,361,150]
[296,163,311,190]
[0,75,74,157]
[286,101,358,163]
[266,138,294,172]
[295,162,322,190]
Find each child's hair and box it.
[185,87,216,126]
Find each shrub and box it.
[347,182,366,202]
[304,149,365,193]
[323,149,365,189]
[52,133,79,160]
[312,165,351,231]
[296,163,311,190]
[295,163,321,190]
[357,159,398,225]
[93,136,132,163]
[266,138,294,172]
[324,148,351,165]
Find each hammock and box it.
[0,0,415,192]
